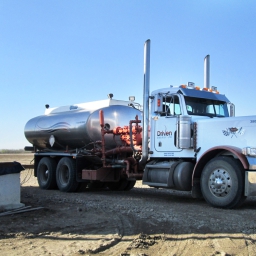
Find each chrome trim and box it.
[204,55,210,89]
[242,147,256,157]
[246,156,256,170]
[245,171,256,196]
[140,39,150,165]
[25,105,141,150]
[176,115,192,149]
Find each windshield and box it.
[185,96,229,117]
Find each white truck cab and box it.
[143,76,256,208]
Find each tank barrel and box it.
[140,39,150,165]
[204,55,210,89]
[24,104,141,151]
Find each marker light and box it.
[129,96,135,101]
[157,98,161,107]
[179,83,221,94]
[187,82,195,88]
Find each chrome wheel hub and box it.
[208,168,232,197]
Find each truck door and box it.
[152,94,182,156]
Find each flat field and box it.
[0,154,256,256]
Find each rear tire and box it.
[37,157,57,190]
[200,156,246,208]
[56,157,79,192]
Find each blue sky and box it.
[1,0,256,149]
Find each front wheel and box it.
[200,156,246,209]
[56,157,79,192]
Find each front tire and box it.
[56,157,79,192]
[200,156,246,209]
[37,157,57,190]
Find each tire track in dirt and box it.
[2,155,256,255]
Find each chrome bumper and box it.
[246,156,256,170]
[245,171,256,196]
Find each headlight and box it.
[242,147,256,156]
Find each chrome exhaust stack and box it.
[140,39,150,165]
[204,55,210,89]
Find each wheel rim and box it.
[208,168,232,197]
[39,165,49,184]
[59,165,69,185]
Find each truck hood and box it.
[195,115,256,159]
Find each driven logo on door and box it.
[157,130,172,136]
[157,126,172,138]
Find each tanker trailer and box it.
[24,98,144,192]
[24,39,256,208]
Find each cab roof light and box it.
[179,83,220,94]
[187,82,195,88]
[210,86,219,94]
[129,96,135,101]
[180,82,196,89]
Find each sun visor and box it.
[178,88,230,102]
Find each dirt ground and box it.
[1,154,256,256]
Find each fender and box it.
[192,145,249,185]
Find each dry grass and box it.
[0,154,34,165]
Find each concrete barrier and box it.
[0,162,25,211]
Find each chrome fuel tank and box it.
[24,105,142,150]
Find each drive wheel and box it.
[200,156,246,208]
[56,157,79,192]
[37,157,57,190]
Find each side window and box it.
[169,95,181,115]
[174,95,181,115]
[160,94,181,116]
[161,102,171,116]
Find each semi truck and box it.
[24,39,256,208]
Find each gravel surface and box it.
[1,154,256,255]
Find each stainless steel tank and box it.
[24,105,142,150]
